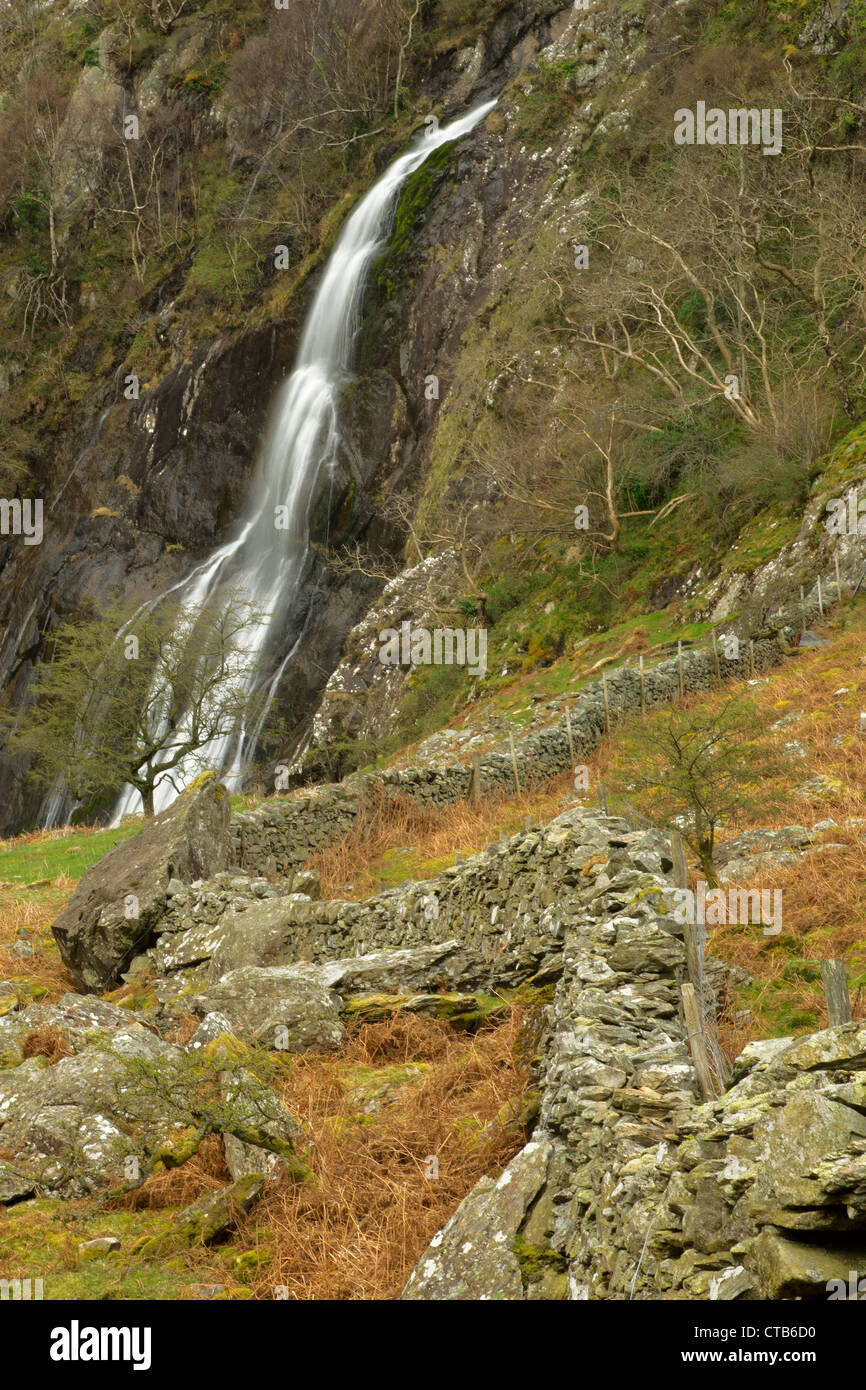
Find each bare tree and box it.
[0,67,71,329]
[99,100,195,281]
[564,144,865,449]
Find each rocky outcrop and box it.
[299,551,460,774]
[0,1009,302,1199]
[51,775,231,991]
[191,966,345,1052]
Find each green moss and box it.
[387,140,455,283]
[182,769,217,796]
[512,1231,567,1286]
[719,503,802,576]
[0,1199,231,1300]
[342,991,507,1027]
[781,959,822,984]
[335,1060,431,1099]
[0,978,49,1015]
[510,57,595,147]
[225,1247,272,1277]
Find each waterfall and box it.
[108,98,496,822]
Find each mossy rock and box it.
[203,1032,253,1064]
[493,1089,541,1134]
[342,991,506,1027]
[0,979,50,1016]
[133,1174,265,1257]
[512,1231,568,1288]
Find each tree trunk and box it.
[697,838,717,887]
[142,785,155,818]
[48,200,57,272]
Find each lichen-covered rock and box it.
[193,966,344,1051]
[0,1024,182,1194]
[205,896,321,978]
[184,1012,236,1053]
[53,66,125,219]
[303,552,460,759]
[78,1236,120,1259]
[0,1159,36,1203]
[0,1006,303,1196]
[752,1231,866,1299]
[223,1131,286,1183]
[52,776,231,991]
[0,992,154,1067]
[402,1140,552,1301]
[749,1091,866,1213]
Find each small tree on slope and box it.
[4,591,268,818]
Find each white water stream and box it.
[105,99,495,822]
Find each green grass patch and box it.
[0,1199,244,1300]
[0,824,141,887]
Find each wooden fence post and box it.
[682,983,718,1100]
[468,754,481,808]
[822,958,852,1027]
[670,828,688,890]
[509,732,521,796]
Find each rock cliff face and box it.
[0,0,583,831]
[4,0,865,829]
[1,0,732,831]
[0,320,406,829]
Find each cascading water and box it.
[109,98,496,822]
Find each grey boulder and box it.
[52,776,231,991]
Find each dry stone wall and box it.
[231,631,793,876]
[156,808,679,997]
[29,765,866,1300]
[403,812,866,1301]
